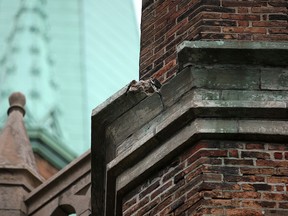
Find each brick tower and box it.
[140,0,288,83]
[91,1,288,215]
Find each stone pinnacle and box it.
[8,92,26,116]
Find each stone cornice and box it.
[91,41,288,216]
[25,149,91,215]
[177,41,288,70]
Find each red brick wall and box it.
[122,140,288,215]
[140,0,288,82]
[35,153,59,180]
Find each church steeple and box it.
[0,92,42,180]
[0,92,42,215]
[0,1,75,175]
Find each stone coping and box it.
[25,149,91,214]
[91,41,288,215]
[177,41,288,69]
[92,41,288,131]
[116,118,288,193]
[177,41,288,52]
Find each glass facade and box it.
[0,0,140,156]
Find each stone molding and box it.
[91,41,288,215]
[25,150,91,216]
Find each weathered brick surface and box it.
[140,0,288,82]
[122,140,288,215]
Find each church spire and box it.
[0,92,42,181]
[0,92,42,216]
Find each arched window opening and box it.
[51,204,76,216]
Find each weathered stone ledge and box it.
[177,41,288,69]
[25,149,91,215]
[91,41,288,216]
[116,118,288,193]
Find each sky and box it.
[133,0,142,33]
[90,0,142,108]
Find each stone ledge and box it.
[113,87,288,166]
[177,41,288,52]
[91,41,288,216]
[25,150,91,215]
[115,118,288,193]
[92,83,147,123]
[0,168,42,191]
[108,98,288,175]
[177,41,288,69]
[113,118,288,215]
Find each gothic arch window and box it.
[50,204,76,216]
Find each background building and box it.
[0,0,140,176]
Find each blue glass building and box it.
[0,0,140,168]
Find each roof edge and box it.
[28,128,76,164]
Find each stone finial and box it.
[0,91,43,183]
[7,92,26,116]
[0,91,42,212]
